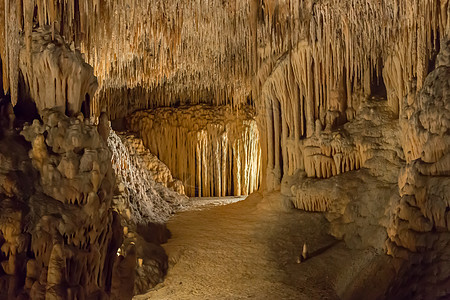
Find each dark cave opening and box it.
[81,93,91,118]
[14,72,40,124]
[370,68,387,100]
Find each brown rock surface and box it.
[0,0,449,299]
[0,107,133,299]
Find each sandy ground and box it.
[136,192,395,300]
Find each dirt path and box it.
[136,192,394,300]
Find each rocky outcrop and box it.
[281,98,403,250]
[386,49,450,256]
[108,129,184,294]
[276,38,450,297]
[382,44,450,298]
[0,107,133,299]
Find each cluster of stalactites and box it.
[256,0,447,186]
[0,0,255,116]
[128,105,261,197]
[19,27,98,116]
[1,1,446,119]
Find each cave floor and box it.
[136,192,394,300]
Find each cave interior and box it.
[0,0,449,299]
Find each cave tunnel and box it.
[0,1,449,300]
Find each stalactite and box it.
[255,0,445,187]
[128,105,261,197]
[0,0,444,123]
[19,27,97,116]
[0,0,446,193]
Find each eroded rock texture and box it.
[382,43,450,299]
[280,95,403,249]
[278,37,450,297]
[19,27,98,116]
[108,130,184,294]
[119,133,186,196]
[0,107,133,299]
[128,105,261,197]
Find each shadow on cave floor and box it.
[136,191,395,300]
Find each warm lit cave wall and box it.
[128,105,261,197]
[2,0,445,185]
[0,0,449,298]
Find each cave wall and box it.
[128,105,261,197]
[0,106,136,299]
[256,0,445,188]
[0,0,449,296]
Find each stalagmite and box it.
[302,243,308,261]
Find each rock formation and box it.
[382,40,450,300]
[0,0,449,298]
[19,27,97,116]
[0,107,134,299]
[118,133,186,196]
[128,104,261,197]
[108,129,185,294]
[108,129,186,224]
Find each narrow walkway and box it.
[136,192,393,299]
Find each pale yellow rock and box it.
[128,104,261,197]
[18,27,97,116]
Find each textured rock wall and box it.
[108,129,186,224]
[0,107,133,299]
[128,105,261,197]
[380,40,450,300]
[386,41,450,255]
[277,34,450,298]
[119,133,186,196]
[282,98,404,249]
[108,130,185,295]
[19,27,98,116]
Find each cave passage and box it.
[0,1,448,299]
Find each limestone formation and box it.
[0,108,134,299]
[108,129,187,224]
[0,0,449,298]
[386,41,450,256]
[119,133,186,195]
[18,27,98,116]
[128,104,261,197]
[0,1,441,119]
[108,130,181,294]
